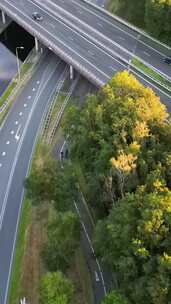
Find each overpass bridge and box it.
[0,0,171,87]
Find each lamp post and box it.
[16,46,24,82]
[128,34,141,72]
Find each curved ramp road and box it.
[0,51,66,304]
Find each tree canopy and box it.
[64,71,171,303]
[40,272,74,304]
[43,211,80,271]
[107,0,171,45]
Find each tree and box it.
[25,157,76,211]
[101,290,129,304]
[145,0,171,44]
[43,211,80,271]
[110,150,137,198]
[94,189,171,304]
[40,272,74,304]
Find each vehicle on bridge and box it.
[32,12,43,22]
[164,56,171,65]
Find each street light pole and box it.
[16,46,24,82]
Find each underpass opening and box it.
[0,21,35,95]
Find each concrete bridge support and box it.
[35,37,39,52]
[69,65,74,80]
[1,11,6,24]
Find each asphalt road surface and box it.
[0,51,66,304]
[37,0,171,80]
[0,0,171,88]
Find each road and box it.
[34,0,171,80]
[0,0,171,88]
[0,50,66,304]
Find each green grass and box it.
[132,58,171,91]
[8,199,31,304]
[0,81,17,108]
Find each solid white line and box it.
[73,200,107,295]
[5,0,112,80]
[143,51,150,57]
[4,61,62,304]
[0,60,59,230]
[73,0,169,57]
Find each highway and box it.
[34,0,171,80]
[0,51,66,304]
[0,0,170,108]
[0,0,171,89]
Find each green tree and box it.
[145,0,171,44]
[43,211,80,271]
[102,290,129,304]
[40,271,74,304]
[94,189,171,304]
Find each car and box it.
[32,12,43,21]
[163,56,171,65]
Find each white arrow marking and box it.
[15,124,22,142]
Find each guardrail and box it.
[48,74,80,144]
[42,64,69,140]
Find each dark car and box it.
[32,12,43,21]
[163,56,171,65]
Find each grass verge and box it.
[8,199,31,304]
[132,58,171,91]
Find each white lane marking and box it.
[5,0,111,83]
[0,163,2,168]
[98,22,103,27]
[69,0,167,59]
[36,80,40,84]
[15,124,22,142]
[6,141,10,145]
[19,112,23,116]
[10,130,14,135]
[3,62,60,304]
[2,152,6,156]
[32,88,36,91]
[88,50,95,56]
[24,103,27,107]
[74,201,107,295]
[109,66,117,71]
[28,95,31,99]
[143,51,151,57]
[119,36,125,41]
[15,121,18,125]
